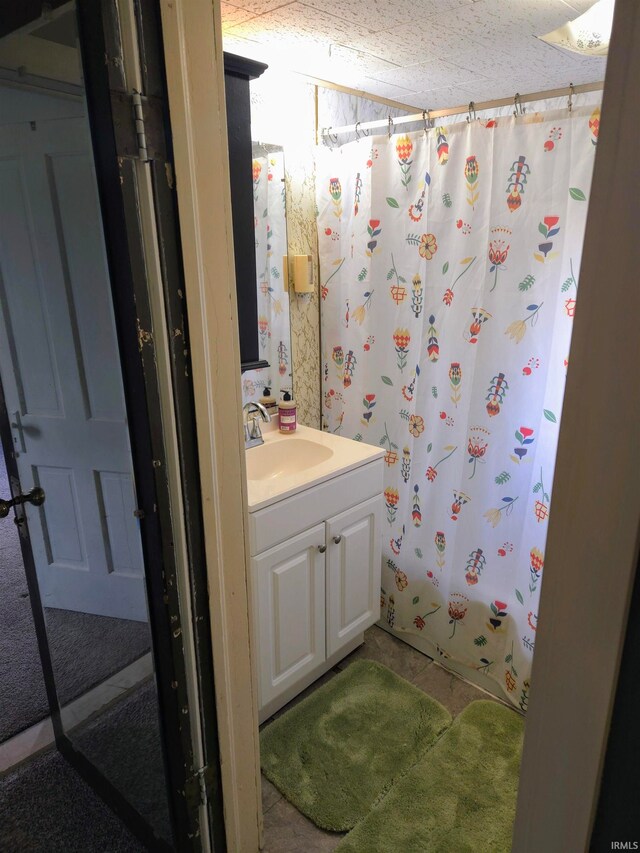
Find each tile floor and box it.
[260,624,500,852]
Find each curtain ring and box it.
[513,93,525,117]
[323,127,338,147]
[568,82,575,112]
[422,109,432,134]
[467,101,477,123]
[388,115,394,138]
[355,121,361,140]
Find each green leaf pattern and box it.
[317,107,596,710]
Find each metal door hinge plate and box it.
[111,91,166,162]
[184,764,216,810]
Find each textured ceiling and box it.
[222,0,607,109]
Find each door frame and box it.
[158,1,262,849]
[159,1,640,852]
[511,0,640,848]
[0,0,222,848]
[78,0,232,845]
[74,1,196,845]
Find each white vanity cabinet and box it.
[325,496,382,657]
[248,456,383,722]
[253,524,326,709]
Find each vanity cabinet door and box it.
[253,523,326,708]
[325,496,382,657]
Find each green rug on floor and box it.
[260,660,452,832]
[336,699,524,853]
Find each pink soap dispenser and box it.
[278,390,297,433]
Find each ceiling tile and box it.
[223,0,606,106]
[222,33,271,59]
[559,0,599,13]
[457,75,554,103]
[221,3,258,30]
[225,2,374,46]
[340,29,445,66]
[401,85,479,110]
[328,44,400,76]
[415,0,591,42]
[224,0,294,13]
[569,54,607,74]
[455,69,602,105]
[355,79,420,102]
[297,0,474,34]
[404,38,522,78]
[479,35,604,77]
[368,58,486,90]
[551,63,606,85]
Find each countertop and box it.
[245,422,384,512]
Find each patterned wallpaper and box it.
[248,74,413,429]
[285,154,322,429]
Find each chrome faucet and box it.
[243,401,270,449]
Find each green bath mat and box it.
[259,660,452,832]
[336,699,524,853]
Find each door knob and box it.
[317,544,326,553]
[333,534,342,544]
[0,486,46,519]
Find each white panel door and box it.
[253,523,325,708]
[326,496,382,657]
[0,117,147,621]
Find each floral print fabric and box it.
[317,106,599,708]
[242,150,292,406]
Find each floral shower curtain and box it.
[241,149,291,406]
[317,105,600,709]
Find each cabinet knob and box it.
[317,544,327,553]
[333,534,342,544]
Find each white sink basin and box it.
[246,437,333,481]
[244,423,384,512]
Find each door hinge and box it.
[111,90,166,162]
[184,764,216,810]
[131,91,149,162]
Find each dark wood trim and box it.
[138,0,227,845]
[241,359,270,374]
[75,0,197,846]
[223,52,267,372]
[223,53,267,81]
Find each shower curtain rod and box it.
[320,80,604,137]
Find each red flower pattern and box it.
[315,115,593,711]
